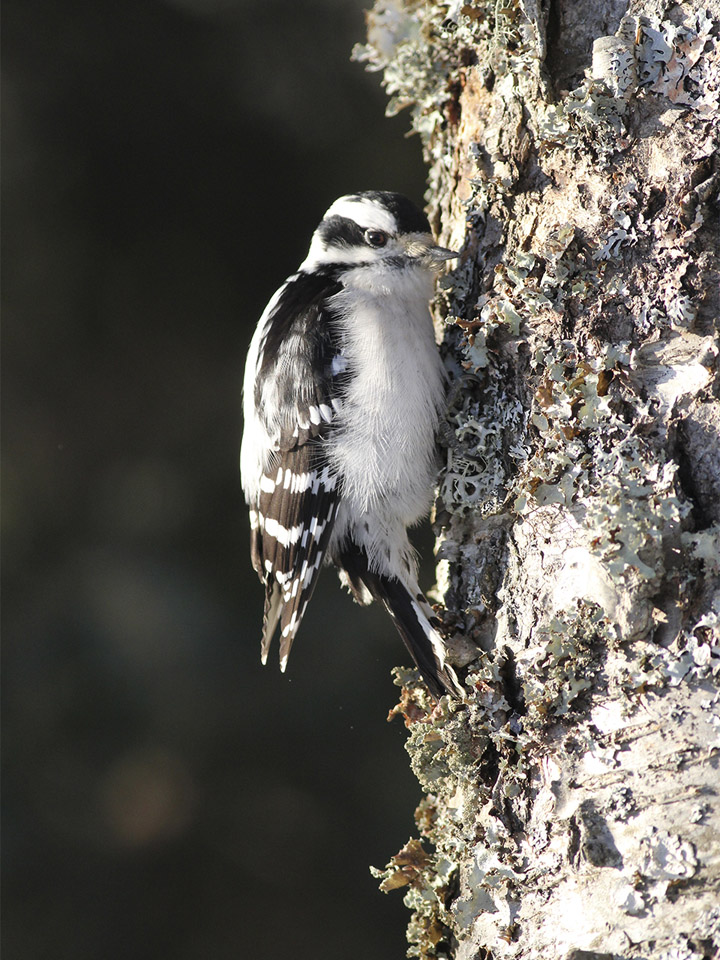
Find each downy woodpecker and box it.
[240,191,463,699]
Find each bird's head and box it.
[301,191,458,272]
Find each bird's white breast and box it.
[327,262,445,526]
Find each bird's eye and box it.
[365,229,388,248]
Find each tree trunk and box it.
[356,1,720,957]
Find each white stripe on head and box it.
[299,195,401,270]
[323,196,398,234]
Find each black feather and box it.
[336,542,463,700]
[251,270,346,667]
[256,269,346,451]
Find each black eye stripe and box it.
[316,216,394,256]
[318,216,366,248]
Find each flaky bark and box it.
[356,2,720,957]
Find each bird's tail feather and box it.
[338,545,464,700]
[261,581,283,666]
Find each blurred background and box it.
[2,1,432,957]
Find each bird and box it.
[240,190,463,699]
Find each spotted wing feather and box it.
[254,445,339,668]
[248,270,346,668]
[256,271,344,449]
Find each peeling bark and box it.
[357,2,720,957]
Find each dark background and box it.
[2,1,432,957]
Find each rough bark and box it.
[355,2,720,958]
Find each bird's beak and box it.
[400,232,459,267]
[428,245,460,262]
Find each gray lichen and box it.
[361,1,720,958]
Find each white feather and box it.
[323,196,398,233]
[325,258,445,575]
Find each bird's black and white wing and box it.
[241,270,345,670]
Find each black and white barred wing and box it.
[253,444,338,669]
[242,271,345,670]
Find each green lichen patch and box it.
[519,602,611,723]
